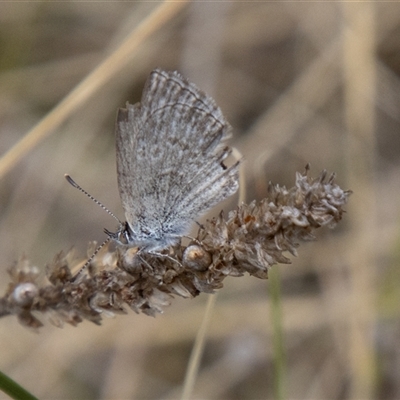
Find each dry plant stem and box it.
[0,168,350,329]
[270,268,286,400]
[180,293,217,400]
[181,148,244,399]
[342,3,378,399]
[0,1,188,180]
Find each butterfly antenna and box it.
[72,236,112,281]
[64,174,122,225]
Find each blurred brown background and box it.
[0,2,399,399]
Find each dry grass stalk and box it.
[0,167,350,329]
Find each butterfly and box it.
[112,69,240,252]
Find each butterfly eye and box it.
[116,232,127,245]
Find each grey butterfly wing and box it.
[116,69,239,245]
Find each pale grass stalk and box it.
[181,150,245,399]
[270,267,286,400]
[180,293,218,400]
[342,3,378,399]
[0,1,188,180]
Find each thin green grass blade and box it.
[0,370,38,400]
